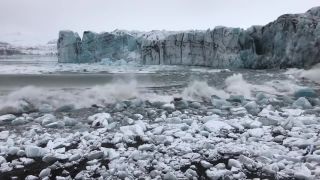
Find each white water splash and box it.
[182,81,229,101]
[0,80,140,111]
[285,63,320,84]
[225,74,252,98]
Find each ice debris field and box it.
[0,66,319,180]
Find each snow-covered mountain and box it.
[0,32,57,56]
[0,41,57,56]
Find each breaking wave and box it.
[285,63,320,84]
[225,74,252,98]
[0,80,140,112]
[0,72,309,114]
[182,81,229,101]
[182,73,253,101]
[181,73,306,101]
[300,64,320,83]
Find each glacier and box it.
[58,6,320,68]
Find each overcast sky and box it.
[0,0,319,45]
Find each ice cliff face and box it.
[57,30,139,63]
[58,7,320,68]
[140,28,255,68]
[247,7,320,68]
[57,31,81,63]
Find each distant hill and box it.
[0,41,57,56]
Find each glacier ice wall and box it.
[58,6,320,69]
[57,30,139,63]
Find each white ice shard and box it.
[0,156,6,165]
[0,114,16,124]
[293,97,312,109]
[39,168,51,178]
[0,131,9,140]
[120,120,146,138]
[88,113,111,128]
[203,120,233,133]
[25,146,48,158]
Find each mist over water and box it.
[300,64,320,83]
[182,81,229,101]
[225,74,252,98]
[285,63,320,80]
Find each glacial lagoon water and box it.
[0,56,319,114]
[0,56,307,95]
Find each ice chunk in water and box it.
[256,92,269,104]
[211,98,231,109]
[294,88,317,98]
[228,95,245,104]
[25,146,47,158]
[0,156,6,165]
[203,120,233,133]
[0,131,9,140]
[293,97,312,109]
[11,117,28,125]
[0,114,16,124]
[35,114,57,126]
[247,128,264,137]
[244,101,260,115]
[120,120,146,138]
[39,168,51,178]
[88,113,111,128]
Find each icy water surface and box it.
[0,57,303,94]
[0,57,320,179]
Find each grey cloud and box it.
[0,0,319,44]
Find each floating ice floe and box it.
[25,146,48,158]
[294,88,317,98]
[203,120,233,134]
[0,114,16,124]
[88,113,111,128]
[293,97,312,109]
